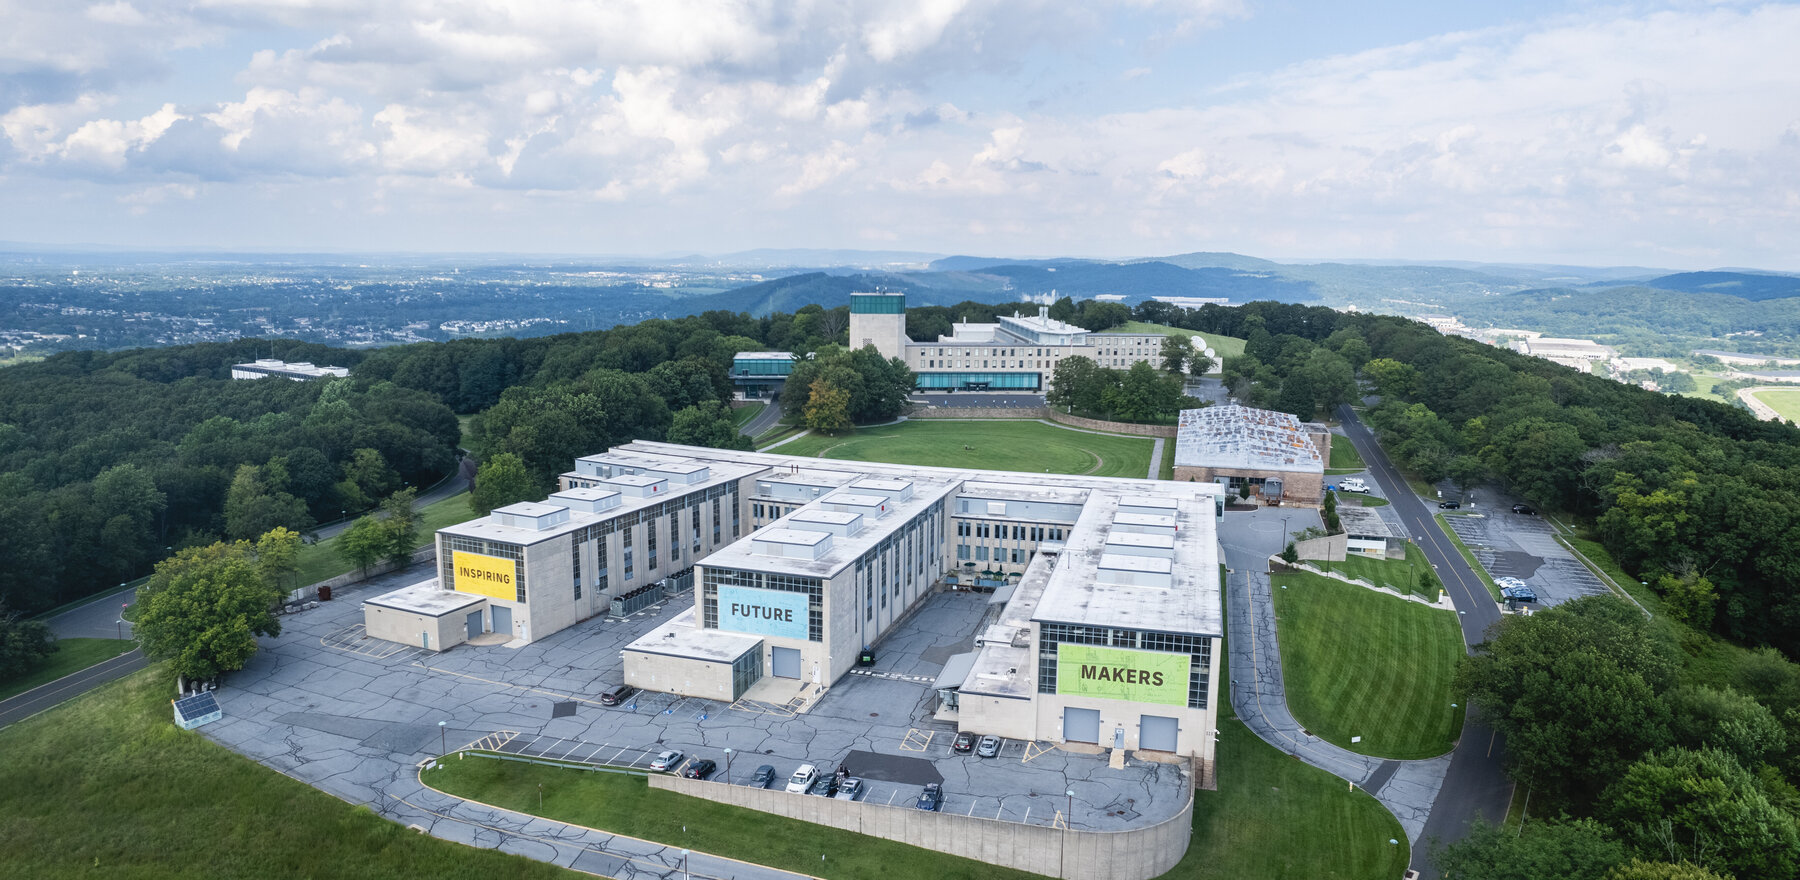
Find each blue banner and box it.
[718,585,809,640]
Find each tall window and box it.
[572,540,583,600]
[623,527,635,582]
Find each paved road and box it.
[0,648,149,729]
[739,399,784,441]
[1220,508,1449,843]
[1337,405,1514,877]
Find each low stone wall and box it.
[1046,410,1177,438]
[903,405,1178,438]
[905,406,1051,420]
[1272,558,1454,610]
[650,772,1193,880]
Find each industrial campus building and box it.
[364,442,1225,764]
[1172,404,1330,505]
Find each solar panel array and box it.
[173,691,222,729]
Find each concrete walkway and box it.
[1220,508,1449,844]
[1147,437,1164,480]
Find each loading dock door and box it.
[1140,714,1179,752]
[1063,707,1101,744]
[492,605,512,637]
[772,646,802,679]
[466,610,482,640]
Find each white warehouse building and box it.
[365,441,1225,767]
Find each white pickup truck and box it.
[1339,478,1369,493]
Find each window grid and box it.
[1037,623,1211,709]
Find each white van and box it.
[1340,478,1369,493]
[785,763,818,794]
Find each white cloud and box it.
[0,1,1795,265]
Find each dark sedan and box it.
[749,765,776,788]
[681,759,717,780]
[915,782,943,811]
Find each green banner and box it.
[1056,643,1190,707]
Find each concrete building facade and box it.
[848,291,1185,392]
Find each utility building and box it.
[1172,404,1328,505]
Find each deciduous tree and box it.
[470,452,537,517]
[135,541,282,681]
[804,379,851,435]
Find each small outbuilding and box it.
[363,578,489,652]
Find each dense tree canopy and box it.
[135,539,285,681]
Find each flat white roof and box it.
[553,487,619,501]
[1033,492,1223,636]
[1098,554,1174,574]
[755,528,832,547]
[734,351,796,360]
[606,474,665,486]
[790,510,861,525]
[494,501,565,517]
[1106,532,1176,551]
[364,579,486,617]
[624,607,763,663]
[444,455,765,546]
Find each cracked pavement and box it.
[199,565,1190,876]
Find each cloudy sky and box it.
[2,0,1797,268]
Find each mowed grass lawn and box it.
[776,420,1154,479]
[427,759,1042,880]
[1271,572,1464,759]
[1749,386,1800,422]
[1114,321,1247,359]
[1180,721,1410,880]
[0,637,134,701]
[1311,543,1435,600]
[0,668,577,880]
[293,490,479,586]
[1328,434,1365,470]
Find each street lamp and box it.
[439,720,447,755]
[682,849,691,880]
[1063,789,1075,877]
[723,748,733,785]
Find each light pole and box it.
[723,748,733,785]
[682,849,691,880]
[1063,789,1075,877]
[439,720,447,755]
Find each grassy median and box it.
[1271,572,1464,760]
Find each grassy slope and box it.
[731,401,767,426]
[1159,432,1177,480]
[1312,542,1434,600]
[0,638,134,701]
[1328,434,1366,470]
[1114,322,1247,359]
[1271,572,1465,759]
[293,491,478,586]
[0,668,576,880]
[428,758,1041,880]
[773,420,1154,479]
[1180,722,1411,880]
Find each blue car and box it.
[915,782,943,811]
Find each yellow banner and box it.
[453,551,516,601]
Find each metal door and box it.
[492,605,512,637]
[1140,715,1179,752]
[1062,707,1100,743]
[772,646,801,679]
[466,610,482,640]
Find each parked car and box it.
[599,684,637,706]
[749,765,777,789]
[952,731,977,754]
[835,778,865,801]
[681,758,716,780]
[976,735,1002,758]
[1501,584,1539,604]
[1438,500,1460,509]
[915,782,944,811]
[649,750,683,772]
[1340,478,1369,493]
[785,763,818,794]
[1511,504,1537,515]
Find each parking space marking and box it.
[317,624,423,661]
[410,661,608,709]
[462,729,520,752]
[727,696,796,718]
[899,728,935,751]
[1020,740,1058,763]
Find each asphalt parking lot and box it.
[200,571,1189,837]
[1438,511,1611,607]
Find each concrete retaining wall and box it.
[1295,533,1347,562]
[906,406,1051,420]
[291,546,436,603]
[649,773,1193,880]
[904,405,1179,438]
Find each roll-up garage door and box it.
[1063,707,1101,743]
[492,605,512,636]
[1140,714,1179,752]
[772,646,802,679]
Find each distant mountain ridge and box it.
[1615,271,1800,302]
